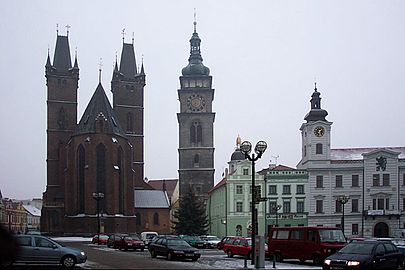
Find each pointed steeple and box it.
[53,35,72,72]
[73,49,79,70]
[76,83,125,136]
[119,42,137,78]
[45,49,52,68]
[140,57,145,75]
[304,83,328,122]
[181,16,210,76]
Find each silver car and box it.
[6,234,87,268]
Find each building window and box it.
[316,200,323,213]
[335,200,342,213]
[269,201,277,214]
[403,174,405,186]
[335,175,343,188]
[316,176,323,188]
[243,168,249,175]
[374,198,384,210]
[386,198,390,210]
[190,121,202,144]
[96,143,106,212]
[236,185,243,194]
[383,174,390,186]
[236,202,243,212]
[77,145,85,214]
[268,185,277,195]
[316,143,323,154]
[304,145,307,157]
[352,224,359,235]
[282,185,291,195]
[352,175,359,187]
[352,199,359,212]
[153,213,159,225]
[296,185,304,194]
[193,154,200,167]
[373,174,380,186]
[126,112,133,132]
[283,201,291,213]
[118,146,125,214]
[297,201,304,213]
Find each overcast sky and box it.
[1,1,404,199]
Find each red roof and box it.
[208,177,227,194]
[147,179,178,198]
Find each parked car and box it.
[4,234,87,268]
[114,235,145,251]
[148,236,200,261]
[92,234,109,245]
[107,233,128,248]
[180,235,206,249]
[223,237,269,259]
[217,236,235,250]
[268,226,346,265]
[323,240,404,270]
[201,235,221,249]
[140,231,158,246]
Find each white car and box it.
[201,235,221,249]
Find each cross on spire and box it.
[56,23,59,35]
[132,32,134,44]
[121,28,126,43]
[193,8,197,33]
[98,57,103,83]
[66,24,71,36]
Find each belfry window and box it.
[126,112,133,132]
[190,121,202,144]
[316,143,323,154]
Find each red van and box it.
[268,226,346,265]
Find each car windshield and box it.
[168,239,191,247]
[339,242,374,255]
[131,235,141,240]
[319,229,346,243]
[146,234,156,239]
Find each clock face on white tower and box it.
[187,94,206,112]
[314,126,325,137]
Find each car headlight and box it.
[173,250,184,254]
[324,259,331,265]
[347,261,360,266]
[80,251,85,256]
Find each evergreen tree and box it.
[172,186,209,235]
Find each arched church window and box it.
[194,154,200,167]
[57,107,67,130]
[153,213,159,225]
[316,143,323,154]
[118,146,124,214]
[96,143,107,212]
[190,121,202,144]
[126,112,133,132]
[77,145,85,213]
[304,145,307,157]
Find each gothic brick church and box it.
[41,32,148,235]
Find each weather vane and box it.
[56,23,59,35]
[98,57,103,83]
[121,28,126,42]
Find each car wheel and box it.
[313,255,323,266]
[61,255,76,268]
[227,250,233,258]
[151,250,157,258]
[275,253,283,262]
[167,252,173,261]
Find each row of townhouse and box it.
[0,191,42,234]
[208,86,405,239]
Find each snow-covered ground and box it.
[52,237,321,269]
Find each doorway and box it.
[373,222,389,237]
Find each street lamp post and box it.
[240,140,267,267]
[92,192,105,245]
[273,205,282,227]
[338,195,349,236]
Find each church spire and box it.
[304,83,328,122]
[181,14,210,76]
[119,32,137,78]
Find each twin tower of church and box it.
[41,22,215,234]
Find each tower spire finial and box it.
[66,24,71,36]
[193,8,197,33]
[121,28,126,43]
[56,23,59,35]
[132,32,134,44]
[98,57,103,83]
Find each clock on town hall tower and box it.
[177,19,215,199]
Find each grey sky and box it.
[1,1,404,199]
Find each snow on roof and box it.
[331,147,405,160]
[134,189,170,208]
[23,205,41,216]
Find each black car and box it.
[148,236,200,261]
[323,240,404,270]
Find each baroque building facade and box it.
[41,32,146,235]
[297,85,405,238]
[177,21,215,199]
